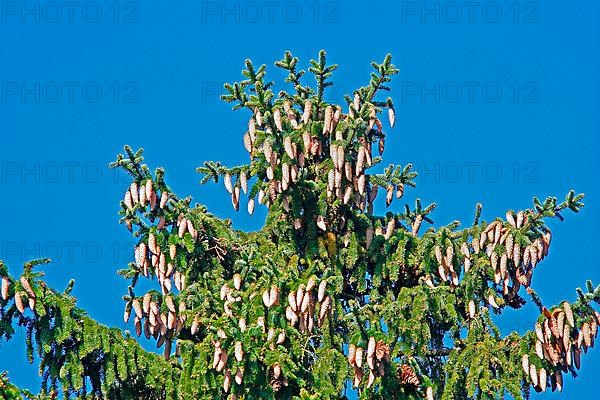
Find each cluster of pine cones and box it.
[123,180,169,224]
[347,338,390,389]
[124,177,193,294]
[211,274,335,395]
[134,235,186,295]
[522,302,600,392]
[124,291,186,359]
[229,95,397,230]
[2,276,37,314]
[211,338,248,395]
[215,273,296,395]
[430,210,551,300]
[124,178,188,296]
[285,276,332,333]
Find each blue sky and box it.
[0,0,599,397]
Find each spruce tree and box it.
[1,51,597,399]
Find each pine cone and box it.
[353,366,363,387]
[375,340,389,362]
[468,300,476,319]
[388,106,395,128]
[285,306,298,326]
[529,364,538,386]
[583,322,592,347]
[317,280,327,303]
[288,291,297,312]
[563,302,575,328]
[177,219,187,238]
[262,289,271,308]
[412,215,423,236]
[324,106,333,135]
[14,291,25,313]
[348,344,356,366]
[124,190,133,209]
[302,100,311,124]
[269,364,285,392]
[516,211,524,228]
[132,299,143,318]
[301,291,311,313]
[274,109,283,132]
[283,136,294,159]
[367,370,375,388]
[539,367,547,391]
[355,347,364,368]
[20,277,35,299]
[223,369,232,393]
[235,366,244,385]
[378,137,385,156]
[139,184,147,206]
[247,198,255,215]
[385,218,395,240]
[366,337,376,368]
[337,147,345,172]
[232,273,242,291]
[234,341,243,362]
[521,354,529,375]
[145,179,153,202]
[396,183,404,199]
[357,174,366,196]
[165,296,176,313]
[356,146,365,175]
[397,364,419,387]
[270,285,280,306]
[316,215,327,231]
[319,295,331,322]
[130,182,139,204]
[535,340,544,359]
[254,109,263,127]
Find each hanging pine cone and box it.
[254,108,263,127]
[145,179,153,202]
[563,302,575,328]
[2,277,10,301]
[397,364,419,388]
[288,291,298,312]
[235,366,244,385]
[375,340,390,362]
[302,100,311,124]
[274,108,283,132]
[324,106,333,134]
[124,190,133,209]
[139,184,147,206]
[130,182,139,204]
[521,354,529,375]
[19,277,35,299]
[269,364,286,392]
[388,105,395,128]
[355,347,364,368]
[14,291,26,313]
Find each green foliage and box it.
[0,51,596,400]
